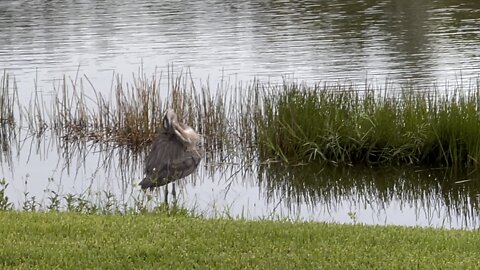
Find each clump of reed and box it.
[51,70,164,149]
[0,71,18,166]
[0,70,17,126]
[259,80,480,168]
[1,67,256,165]
[47,68,239,157]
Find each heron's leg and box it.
[172,183,177,205]
[163,184,168,205]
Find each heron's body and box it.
[139,109,202,190]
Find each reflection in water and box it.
[2,128,480,228]
[0,72,16,171]
[259,163,480,228]
[1,0,480,96]
[0,125,14,170]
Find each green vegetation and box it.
[3,69,480,168]
[260,82,480,167]
[0,211,479,269]
[0,177,189,214]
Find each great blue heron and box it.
[139,109,203,199]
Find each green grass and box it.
[0,211,479,269]
[259,82,480,167]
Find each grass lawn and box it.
[0,211,479,269]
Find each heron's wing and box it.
[167,147,202,179]
[143,132,202,185]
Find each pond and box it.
[2,130,480,228]
[1,0,480,228]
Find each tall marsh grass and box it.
[3,68,480,169]
[48,68,252,158]
[0,71,16,126]
[259,81,480,168]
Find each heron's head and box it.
[162,108,199,146]
[162,109,178,132]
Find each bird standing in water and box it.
[139,109,203,202]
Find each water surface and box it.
[1,0,479,94]
[1,0,480,228]
[2,128,480,228]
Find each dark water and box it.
[1,0,480,228]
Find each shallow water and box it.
[1,0,480,228]
[2,128,480,229]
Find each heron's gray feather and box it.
[140,113,202,190]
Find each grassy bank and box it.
[0,211,479,269]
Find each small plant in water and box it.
[47,191,61,212]
[152,201,194,217]
[0,179,13,211]
[22,193,39,212]
[348,211,359,225]
[64,193,96,213]
[102,191,119,214]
